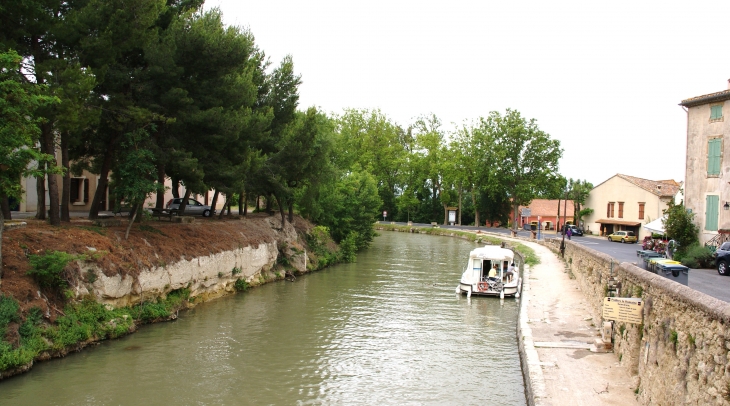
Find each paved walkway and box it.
[514,238,640,406]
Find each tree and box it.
[485,109,563,233]
[109,127,163,239]
[566,178,593,226]
[0,50,58,278]
[663,200,699,254]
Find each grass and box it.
[139,224,166,236]
[78,226,106,236]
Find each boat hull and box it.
[458,282,518,297]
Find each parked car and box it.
[714,242,730,276]
[166,198,213,217]
[607,230,637,243]
[564,224,583,236]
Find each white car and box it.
[166,198,213,217]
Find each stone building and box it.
[680,81,730,246]
[583,174,681,239]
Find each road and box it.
[390,222,730,303]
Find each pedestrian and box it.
[566,226,572,240]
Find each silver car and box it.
[166,198,213,217]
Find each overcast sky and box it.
[205,0,730,187]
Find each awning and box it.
[643,216,666,234]
[595,219,641,226]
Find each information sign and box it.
[522,208,531,217]
[602,297,644,324]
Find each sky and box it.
[204,0,730,187]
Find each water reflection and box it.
[1,232,525,406]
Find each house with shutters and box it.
[680,81,730,246]
[518,199,574,231]
[582,174,682,239]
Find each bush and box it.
[27,251,84,290]
[0,295,20,337]
[680,243,714,269]
[339,232,358,263]
[234,279,249,292]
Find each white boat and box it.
[456,245,521,297]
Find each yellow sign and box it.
[602,297,644,324]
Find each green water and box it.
[0,232,526,405]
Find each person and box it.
[505,262,515,282]
[488,264,498,281]
[566,226,572,240]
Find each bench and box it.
[149,208,177,221]
[113,205,133,216]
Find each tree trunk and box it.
[226,199,231,215]
[36,172,46,220]
[273,193,286,227]
[156,163,165,209]
[41,120,60,226]
[471,188,479,228]
[218,195,228,219]
[210,190,220,216]
[243,192,248,217]
[61,132,71,222]
[557,196,562,232]
[265,193,273,214]
[178,189,191,215]
[513,204,519,232]
[171,177,180,198]
[1,194,10,220]
[458,183,462,225]
[239,192,244,216]
[124,203,139,240]
[89,148,113,220]
[288,197,294,223]
[443,203,448,225]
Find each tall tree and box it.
[485,109,563,233]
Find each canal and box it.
[1,232,526,405]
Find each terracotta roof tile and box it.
[615,174,681,198]
[680,89,730,107]
[519,199,574,216]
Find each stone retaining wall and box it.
[545,238,730,405]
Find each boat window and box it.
[472,259,481,271]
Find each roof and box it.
[519,199,574,216]
[595,219,641,226]
[469,246,514,261]
[680,89,730,108]
[593,174,681,198]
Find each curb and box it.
[517,263,550,406]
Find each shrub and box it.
[680,243,714,269]
[0,295,20,337]
[27,251,84,290]
[339,231,358,263]
[234,279,249,292]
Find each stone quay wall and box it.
[543,238,730,405]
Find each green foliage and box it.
[306,226,340,268]
[670,330,678,348]
[232,267,241,275]
[139,224,165,236]
[85,269,98,283]
[339,232,358,263]
[27,251,84,290]
[687,333,695,347]
[234,279,249,292]
[218,272,224,278]
[79,226,106,236]
[679,243,714,269]
[663,200,699,254]
[0,295,20,337]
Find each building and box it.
[583,174,681,239]
[519,199,575,231]
[680,82,730,246]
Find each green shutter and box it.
[711,105,723,120]
[708,138,722,176]
[706,195,719,231]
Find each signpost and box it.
[602,297,644,324]
[383,211,387,222]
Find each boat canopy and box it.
[468,246,514,262]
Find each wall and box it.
[583,176,670,239]
[544,238,730,405]
[685,102,730,244]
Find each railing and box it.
[704,231,730,249]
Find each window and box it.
[609,202,615,218]
[638,203,645,220]
[618,202,624,218]
[69,178,89,204]
[711,105,723,121]
[706,195,719,231]
[708,138,722,176]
